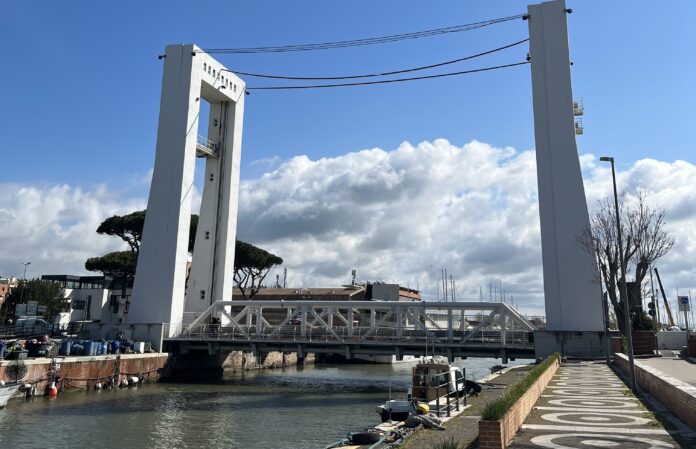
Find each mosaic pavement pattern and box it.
[508,362,691,449]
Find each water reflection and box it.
[0,358,529,449]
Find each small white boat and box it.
[376,359,475,422]
[0,382,21,408]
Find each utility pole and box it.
[649,268,660,330]
[19,261,31,305]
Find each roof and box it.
[233,287,365,298]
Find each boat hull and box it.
[0,383,21,408]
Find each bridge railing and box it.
[163,322,532,347]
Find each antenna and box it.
[351,269,356,286]
[283,267,287,288]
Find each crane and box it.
[654,268,675,327]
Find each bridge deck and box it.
[164,300,537,361]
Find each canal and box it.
[0,358,530,449]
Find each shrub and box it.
[433,437,459,449]
[480,353,560,421]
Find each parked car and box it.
[15,318,50,335]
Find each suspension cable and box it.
[224,38,528,81]
[246,61,529,90]
[202,14,524,54]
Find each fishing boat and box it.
[0,382,21,408]
[376,359,479,422]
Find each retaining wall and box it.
[221,350,315,374]
[0,353,169,394]
[614,353,696,430]
[479,357,560,449]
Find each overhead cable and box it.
[202,15,524,54]
[224,38,528,81]
[246,61,529,90]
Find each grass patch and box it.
[433,437,460,449]
[480,353,560,421]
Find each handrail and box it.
[197,134,215,150]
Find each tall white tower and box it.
[129,44,245,331]
[528,1,605,356]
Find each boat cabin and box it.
[411,362,464,402]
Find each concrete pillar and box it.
[130,44,245,332]
[528,0,603,333]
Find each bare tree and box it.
[579,192,674,335]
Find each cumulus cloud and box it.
[2,139,694,318]
[238,139,544,311]
[238,140,696,316]
[0,183,145,279]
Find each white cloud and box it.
[2,140,695,318]
[0,183,145,279]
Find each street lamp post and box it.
[19,261,31,305]
[599,156,637,392]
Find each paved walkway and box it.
[641,351,696,387]
[509,361,690,449]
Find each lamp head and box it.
[599,156,614,162]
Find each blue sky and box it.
[2,1,696,314]
[2,1,694,191]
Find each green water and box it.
[0,358,528,449]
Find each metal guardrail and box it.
[0,324,52,339]
[163,323,532,347]
[431,370,466,418]
[196,135,217,158]
[0,322,85,340]
[166,300,536,360]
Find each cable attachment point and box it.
[157,54,166,60]
[522,14,529,21]
[565,8,573,14]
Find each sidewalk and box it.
[508,361,692,448]
[641,351,696,387]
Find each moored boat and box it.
[0,382,21,408]
[376,359,478,423]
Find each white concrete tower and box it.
[129,44,245,331]
[528,1,604,335]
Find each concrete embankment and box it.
[161,349,315,380]
[0,353,169,394]
[1,349,314,396]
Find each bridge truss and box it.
[164,300,537,362]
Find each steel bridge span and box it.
[163,300,537,362]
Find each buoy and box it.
[130,376,139,385]
[416,403,429,415]
[0,380,5,386]
[94,382,103,390]
[120,379,129,388]
[47,382,58,398]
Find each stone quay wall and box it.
[0,353,169,394]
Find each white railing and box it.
[195,134,217,157]
[164,300,536,350]
[163,322,532,347]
